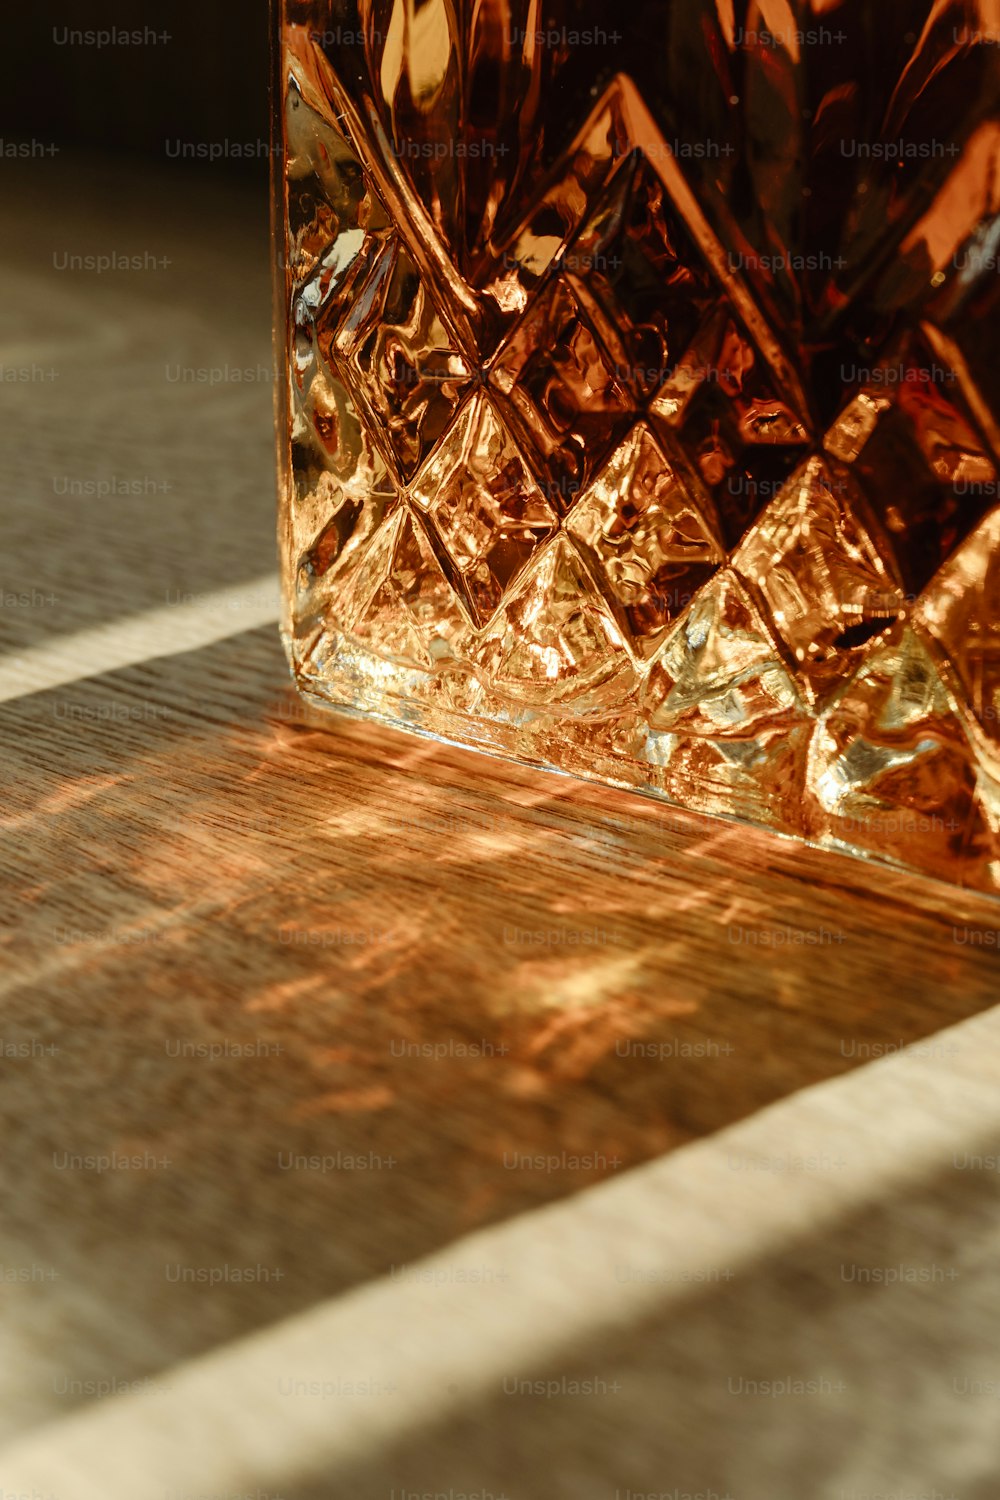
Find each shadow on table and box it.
[287,1142,1000,1500]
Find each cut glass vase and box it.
[274,1,1000,894]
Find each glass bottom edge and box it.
[281,630,1000,905]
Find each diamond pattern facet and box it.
[332,239,472,481]
[490,276,635,508]
[411,393,557,628]
[568,423,724,658]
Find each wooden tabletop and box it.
[3,152,1000,1500]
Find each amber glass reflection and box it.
[275,1,1000,894]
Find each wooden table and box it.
[2,152,1000,1500]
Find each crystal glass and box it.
[273,2,1000,894]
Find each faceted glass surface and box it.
[274,1,1000,894]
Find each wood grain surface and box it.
[2,152,1000,1500]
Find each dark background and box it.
[4,2,270,170]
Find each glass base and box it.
[286,625,1000,895]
